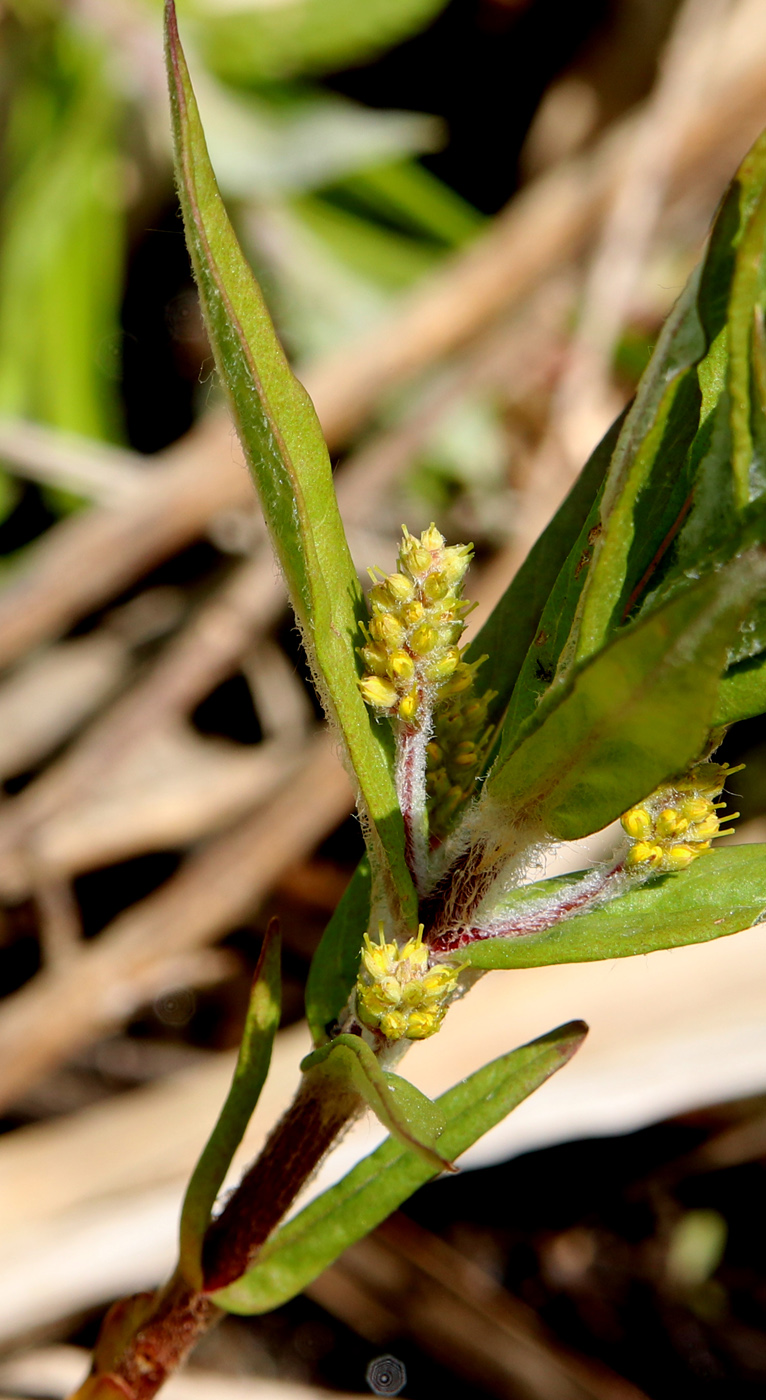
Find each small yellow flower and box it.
[359,675,398,710]
[358,524,475,727]
[620,761,741,875]
[355,923,462,1042]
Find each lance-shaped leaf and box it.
[212,1021,586,1315]
[461,847,766,969]
[305,857,371,1047]
[179,921,281,1289]
[164,1,416,930]
[715,649,766,725]
[728,138,766,508]
[300,1033,449,1173]
[603,131,766,633]
[574,270,706,662]
[464,411,621,737]
[485,551,766,841]
[573,132,766,663]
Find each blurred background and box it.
[2,0,766,1396]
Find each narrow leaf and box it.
[164,1,416,930]
[728,137,766,507]
[305,857,371,1047]
[715,649,766,725]
[575,269,706,661]
[179,921,281,1289]
[213,1021,586,1315]
[300,1033,449,1173]
[464,411,621,735]
[461,846,766,969]
[486,553,766,841]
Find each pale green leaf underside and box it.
[212,1021,586,1315]
[462,847,766,969]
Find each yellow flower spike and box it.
[621,760,743,878]
[359,524,490,832]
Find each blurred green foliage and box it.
[0,0,481,525]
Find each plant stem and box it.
[70,1079,360,1400]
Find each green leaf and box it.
[728,133,766,509]
[465,410,624,738]
[165,2,416,930]
[574,271,706,662]
[0,23,123,442]
[715,649,766,725]
[189,0,449,85]
[212,1021,586,1314]
[179,921,281,1290]
[300,1033,449,1173]
[485,553,766,841]
[305,857,371,1047]
[613,130,766,621]
[460,846,766,969]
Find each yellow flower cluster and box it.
[621,762,741,872]
[358,525,474,725]
[356,924,462,1042]
[426,684,496,839]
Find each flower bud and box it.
[409,624,439,655]
[388,649,415,681]
[379,1011,408,1040]
[359,675,397,709]
[370,613,405,648]
[621,807,652,840]
[398,690,419,722]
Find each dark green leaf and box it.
[715,649,766,725]
[727,139,766,507]
[300,1033,449,1172]
[575,272,706,662]
[305,857,371,1047]
[179,921,281,1290]
[212,1021,586,1314]
[485,553,766,840]
[461,846,766,969]
[465,411,623,737]
[164,2,416,930]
